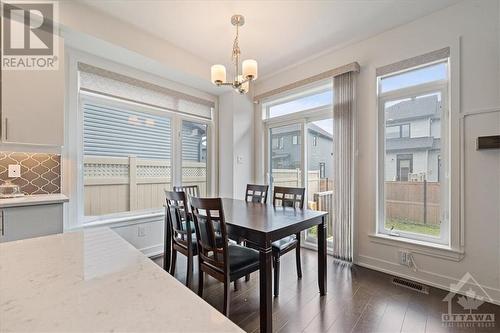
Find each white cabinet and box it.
[1,37,64,146]
[0,204,63,243]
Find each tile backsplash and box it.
[0,152,61,194]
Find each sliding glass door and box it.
[269,123,304,191]
[304,118,334,245]
[267,117,334,249]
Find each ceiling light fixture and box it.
[210,15,257,94]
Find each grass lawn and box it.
[305,219,439,238]
[385,218,440,236]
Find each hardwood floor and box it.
[153,249,500,333]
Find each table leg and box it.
[259,244,273,333]
[318,216,327,296]
[163,208,171,272]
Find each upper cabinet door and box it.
[1,37,64,146]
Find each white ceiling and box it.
[80,0,459,79]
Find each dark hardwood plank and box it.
[153,249,500,333]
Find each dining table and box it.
[164,198,328,333]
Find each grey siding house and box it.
[384,95,442,182]
[271,124,333,179]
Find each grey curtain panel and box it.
[332,71,356,262]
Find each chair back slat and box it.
[272,186,305,209]
[245,184,269,203]
[190,196,228,271]
[165,190,192,247]
[174,185,200,197]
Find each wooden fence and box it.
[385,181,440,225]
[84,160,439,226]
[83,156,206,216]
[274,169,440,226]
[272,168,332,202]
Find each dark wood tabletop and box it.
[221,198,327,244]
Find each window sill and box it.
[83,209,165,229]
[368,233,464,262]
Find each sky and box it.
[380,62,447,93]
[268,61,446,133]
[269,90,333,118]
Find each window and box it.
[379,62,447,93]
[263,78,334,248]
[396,154,413,181]
[268,90,332,118]
[386,124,410,139]
[272,138,279,149]
[75,63,214,225]
[182,121,208,196]
[319,162,326,179]
[378,59,449,245]
[82,100,172,217]
[262,81,333,120]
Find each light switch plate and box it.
[237,156,244,164]
[8,164,21,178]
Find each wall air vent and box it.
[391,276,429,294]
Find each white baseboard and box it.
[357,254,500,306]
[140,243,164,258]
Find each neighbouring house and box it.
[270,124,333,179]
[384,95,442,182]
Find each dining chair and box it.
[174,185,200,197]
[165,190,197,288]
[271,186,305,297]
[190,196,260,316]
[245,184,269,203]
[241,184,269,284]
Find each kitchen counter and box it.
[0,228,243,332]
[0,193,68,208]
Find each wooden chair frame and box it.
[190,196,259,316]
[165,190,196,287]
[271,186,305,297]
[245,184,269,203]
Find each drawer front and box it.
[0,204,63,243]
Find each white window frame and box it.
[78,92,213,225]
[64,48,218,231]
[377,61,450,246]
[264,106,334,251]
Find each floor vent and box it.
[392,277,429,294]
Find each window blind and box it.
[83,102,172,160]
[78,63,214,119]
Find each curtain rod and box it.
[253,62,360,102]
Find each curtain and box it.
[332,71,356,262]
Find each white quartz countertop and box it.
[0,228,243,332]
[0,193,68,208]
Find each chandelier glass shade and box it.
[210,15,257,94]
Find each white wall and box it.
[255,0,500,302]
[218,92,255,199]
[58,1,216,94]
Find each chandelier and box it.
[210,15,258,94]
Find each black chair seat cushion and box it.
[228,244,259,279]
[272,235,298,252]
